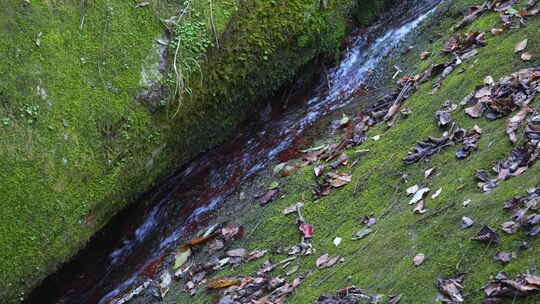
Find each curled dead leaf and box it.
[515,39,528,53]
[413,253,426,266]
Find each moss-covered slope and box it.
[166,0,540,303]
[0,0,390,302]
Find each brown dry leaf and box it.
[465,103,485,118]
[420,51,431,60]
[246,250,268,261]
[299,224,313,238]
[406,184,419,195]
[471,226,500,244]
[431,188,442,199]
[207,277,242,289]
[501,221,519,234]
[515,39,528,53]
[314,165,326,177]
[507,106,533,143]
[283,202,304,215]
[494,251,511,264]
[484,75,495,85]
[437,276,464,303]
[328,172,352,188]
[425,167,436,178]
[226,248,248,258]
[185,233,217,247]
[221,224,245,241]
[413,253,426,266]
[414,200,427,214]
[461,216,475,229]
[280,165,298,177]
[207,239,224,254]
[491,28,504,35]
[316,254,341,269]
[330,153,349,169]
[260,189,279,206]
[521,52,533,61]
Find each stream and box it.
[26,1,441,303]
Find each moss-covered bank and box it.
[161,0,540,303]
[0,0,390,302]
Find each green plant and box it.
[168,1,214,116]
[18,104,40,124]
[0,117,11,126]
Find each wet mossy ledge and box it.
[0,0,389,302]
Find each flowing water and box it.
[26,1,442,303]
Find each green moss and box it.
[0,0,363,302]
[168,1,540,303]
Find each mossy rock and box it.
[0,0,390,302]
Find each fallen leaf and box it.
[461,216,475,229]
[465,103,485,118]
[521,52,533,61]
[436,111,452,128]
[286,265,299,276]
[135,1,150,8]
[431,188,442,199]
[362,216,377,227]
[515,39,528,53]
[506,106,533,144]
[207,239,224,253]
[273,163,287,175]
[437,275,465,303]
[494,251,511,264]
[491,28,504,35]
[413,253,426,266]
[207,277,241,289]
[226,248,247,258]
[484,75,495,86]
[246,250,267,261]
[316,254,341,269]
[501,221,519,234]
[221,224,245,241]
[406,184,419,195]
[314,165,326,177]
[463,199,472,207]
[327,172,352,188]
[283,202,304,215]
[260,189,278,206]
[339,113,350,127]
[420,51,431,60]
[257,260,275,275]
[268,181,280,190]
[352,228,373,240]
[174,247,191,269]
[299,224,313,238]
[425,168,436,178]
[330,154,349,169]
[333,237,342,247]
[409,187,430,205]
[471,226,500,244]
[185,233,217,247]
[414,200,427,214]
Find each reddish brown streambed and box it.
[25,1,441,303]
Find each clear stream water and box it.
[26,1,441,303]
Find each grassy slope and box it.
[170,0,540,303]
[0,0,378,302]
